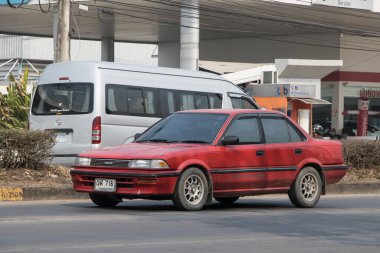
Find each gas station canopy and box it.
[2,0,380,43]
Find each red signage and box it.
[357,97,369,136]
[360,89,380,98]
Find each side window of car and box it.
[261,117,290,143]
[287,121,304,142]
[224,116,261,144]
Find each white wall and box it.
[158,42,180,68]
[0,35,158,66]
[158,34,340,68]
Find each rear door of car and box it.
[259,114,309,188]
[212,114,267,191]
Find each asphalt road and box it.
[0,194,379,253]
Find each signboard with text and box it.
[312,0,374,11]
[248,84,316,98]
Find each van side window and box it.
[106,84,223,117]
[127,88,144,114]
[144,90,156,115]
[231,97,257,109]
[107,86,128,114]
[194,94,209,109]
[180,93,195,110]
[159,90,176,116]
[209,94,222,109]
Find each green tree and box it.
[0,68,30,129]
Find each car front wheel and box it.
[288,167,322,208]
[89,193,121,207]
[172,168,208,211]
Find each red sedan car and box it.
[71,109,347,210]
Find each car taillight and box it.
[92,116,101,144]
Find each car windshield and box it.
[136,113,229,144]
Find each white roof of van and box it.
[46,61,228,81]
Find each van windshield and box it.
[32,83,94,115]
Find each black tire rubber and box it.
[214,196,240,204]
[288,167,322,208]
[89,193,121,207]
[172,167,209,211]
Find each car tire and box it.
[288,167,322,208]
[89,193,121,207]
[214,196,240,204]
[172,167,208,211]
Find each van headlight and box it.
[75,157,92,166]
[129,159,169,169]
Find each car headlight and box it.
[75,157,91,166]
[128,159,169,169]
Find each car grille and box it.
[90,159,130,168]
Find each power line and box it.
[11,0,380,53]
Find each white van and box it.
[29,62,259,165]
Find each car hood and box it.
[80,142,209,159]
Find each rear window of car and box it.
[32,83,93,115]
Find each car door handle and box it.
[295,148,303,154]
[256,150,265,156]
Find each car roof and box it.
[175,109,283,116]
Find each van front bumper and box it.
[70,169,180,196]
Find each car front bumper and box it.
[70,169,180,197]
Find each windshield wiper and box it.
[179,140,209,144]
[137,139,178,143]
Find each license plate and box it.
[55,132,68,143]
[94,178,116,192]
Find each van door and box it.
[30,82,95,164]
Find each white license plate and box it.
[55,132,68,143]
[94,178,116,192]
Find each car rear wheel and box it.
[89,193,121,207]
[214,196,240,204]
[288,167,322,208]
[172,168,208,211]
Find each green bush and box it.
[342,140,380,169]
[0,129,55,169]
[0,68,31,129]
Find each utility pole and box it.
[54,0,70,62]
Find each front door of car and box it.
[212,114,267,191]
[259,115,309,188]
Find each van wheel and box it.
[172,168,208,211]
[89,193,120,207]
[288,167,322,208]
[214,196,240,204]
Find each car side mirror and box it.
[134,133,142,140]
[221,136,239,145]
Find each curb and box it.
[0,187,88,201]
[326,183,380,194]
[1,183,380,201]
